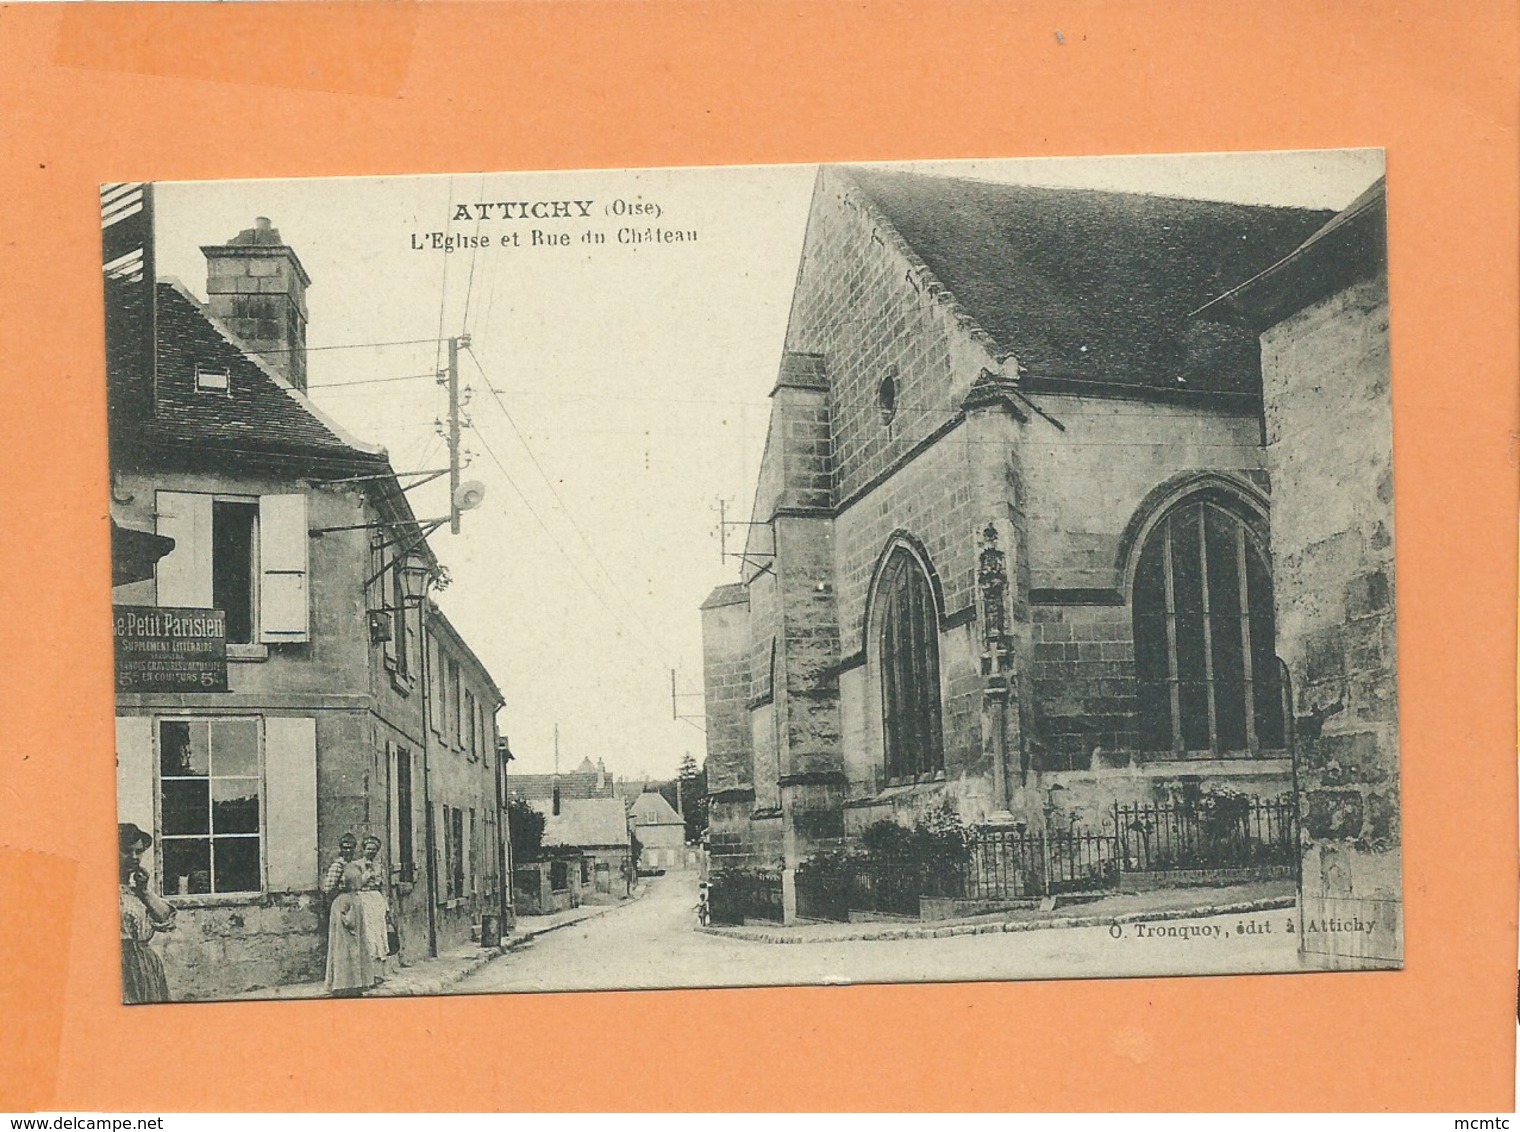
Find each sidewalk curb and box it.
[695,895,1298,945]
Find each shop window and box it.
[1133,499,1285,755]
[158,718,261,895]
[877,546,944,781]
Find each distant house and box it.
[531,796,632,897]
[628,789,690,870]
[510,756,615,806]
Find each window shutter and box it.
[434,802,448,904]
[386,742,401,875]
[259,493,309,643]
[154,491,213,608]
[116,716,154,835]
[430,639,445,736]
[265,716,317,891]
[464,808,474,896]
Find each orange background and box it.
[0,0,1516,1112]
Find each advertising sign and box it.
[113,605,228,692]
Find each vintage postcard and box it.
[103,150,1400,1003]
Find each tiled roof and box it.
[1194,177,1387,331]
[146,281,383,462]
[628,790,684,827]
[843,168,1335,395]
[508,772,613,802]
[535,798,630,849]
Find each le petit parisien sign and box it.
[113,605,228,693]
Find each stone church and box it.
[699,165,1397,964]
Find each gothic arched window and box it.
[878,547,944,781]
[1133,499,1285,756]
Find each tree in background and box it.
[678,754,708,845]
[507,797,546,865]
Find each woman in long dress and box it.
[119,823,175,1004]
[357,835,391,981]
[324,863,373,996]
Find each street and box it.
[455,872,1306,995]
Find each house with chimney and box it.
[106,188,511,999]
[700,166,1393,927]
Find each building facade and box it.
[1198,178,1400,967]
[701,168,1388,916]
[107,197,510,999]
[414,604,509,956]
[628,789,689,870]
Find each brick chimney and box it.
[202,217,311,391]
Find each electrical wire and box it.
[463,345,676,657]
[467,421,674,672]
[307,372,437,390]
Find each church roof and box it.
[842,168,1334,396]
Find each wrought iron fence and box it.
[1112,795,1296,873]
[775,795,1298,924]
[964,826,1120,900]
[708,868,785,925]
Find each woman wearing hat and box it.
[118,823,176,1004]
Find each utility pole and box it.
[446,335,466,534]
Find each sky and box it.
[152,149,1384,780]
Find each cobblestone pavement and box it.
[454,871,1306,995]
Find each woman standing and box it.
[324,863,373,997]
[357,835,392,981]
[118,823,175,1005]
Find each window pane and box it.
[213,837,260,893]
[1170,513,1211,750]
[1203,507,1242,617]
[1132,537,1173,751]
[1212,628,1248,750]
[878,551,943,779]
[212,778,260,834]
[162,838,211,895]
[212,501,256,645]
[1246,545,1286,748]
[160,720,208,777]
[211,719,259,777]
[161,779,209,835]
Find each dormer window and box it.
[195,365,230,394]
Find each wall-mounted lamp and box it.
[398,552,432,606]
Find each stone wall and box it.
[1018,392,1266,593]
[783,168,1001,507]
[157,893,323,1001]
[1260,272,1399,968]
[700,584,753,795]
[1028,603,1138,770]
